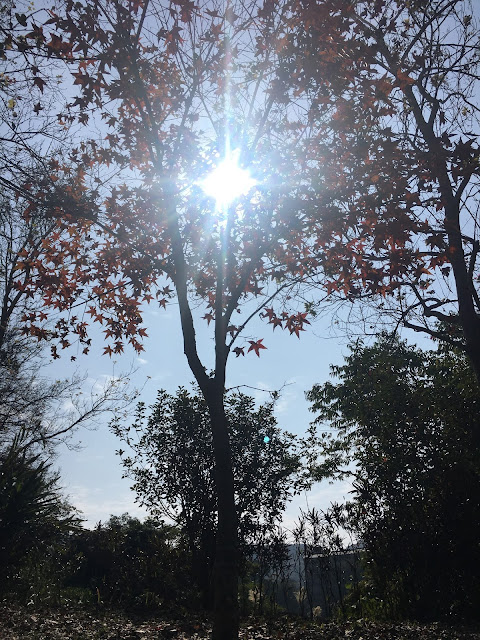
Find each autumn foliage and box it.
[2,1,480,637]
[2,1,477,381]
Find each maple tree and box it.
[0,5,106,357]
[284,0,480,382]
[5,1,331,637]
[0,9,138,462]
[0,182,135,453]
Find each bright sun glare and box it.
[200,149,257,210]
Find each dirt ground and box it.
[0,605,479,640]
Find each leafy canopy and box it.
[112,388,302,545]
[1,0,479,371]
[307,336,480,619]
[10,0,333,363]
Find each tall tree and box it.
[9,3,334,636]
[287,0,480,381]
[307,336,480,619]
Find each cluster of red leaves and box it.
[261,308,311,337]
[8,0,478,359]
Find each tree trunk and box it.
[446,231,480,390]
[169,202,239,635]
[206,385,239,640]
[396,73,480,390]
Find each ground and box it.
[0,605,479,640]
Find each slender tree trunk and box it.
[436,179,480,391]
[169,188,240,637]
[373,42,480,389]
[206,385,239,640]
[444,234,480,389]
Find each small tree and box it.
[112,387,300,609]
[291,505,359,620]
[307,335,480,620]
[244,524,294,616]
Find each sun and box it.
[200,149,257,210]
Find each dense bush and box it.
[0,436,80,604]
[64,514,196,612]
[307,336,480,621]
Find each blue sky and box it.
[53,298,358,535]
[29,0,465,539]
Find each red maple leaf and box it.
[247,339,267,357]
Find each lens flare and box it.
[200,149,256,210]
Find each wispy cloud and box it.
[251,377,302,415]
[148,371,173,383]
[67,483,149,529]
